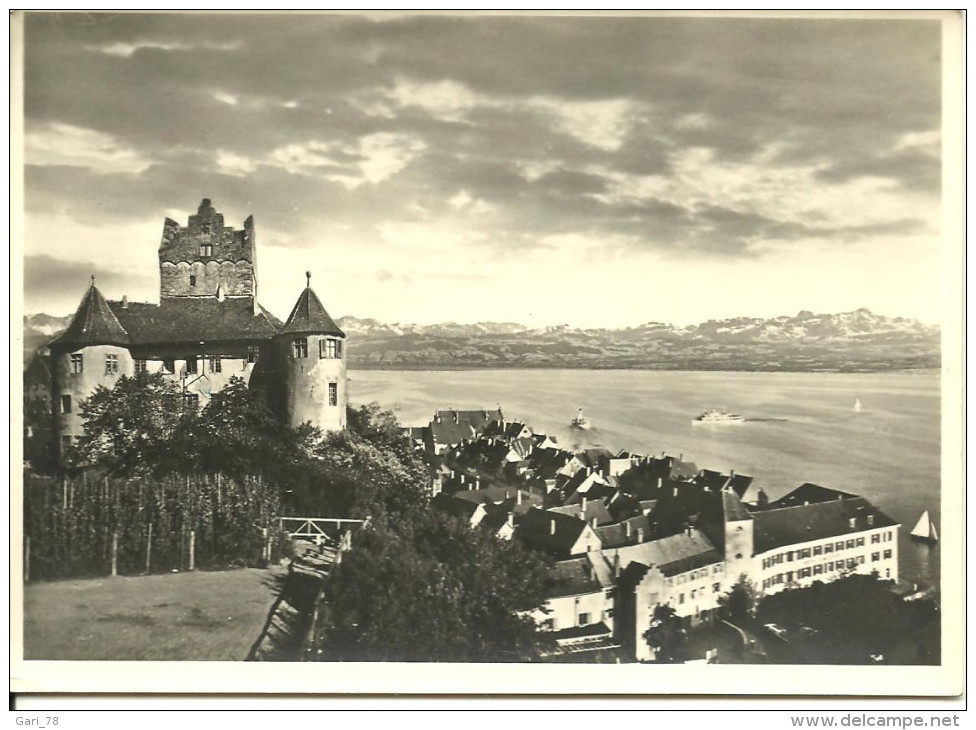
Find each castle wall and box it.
[279,334,347,433]
[159,260,255,298]
[51,344,134,454]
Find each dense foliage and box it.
[719,574,760,622]
[756,573,922,663]
[313,510,554,662]
[642,603,688,663]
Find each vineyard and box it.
[23,470,283,581]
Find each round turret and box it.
[274,273,347,433]
[49,280,133,458]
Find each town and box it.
[22,199,931,665]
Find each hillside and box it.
[23,309,939,372]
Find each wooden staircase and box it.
[246,542,340,662]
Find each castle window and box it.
[185,357,198,375]
[855,537,865,547]
[199,244,213,257]
[320,339,340,359]
[292,338,308,359]
[871,552,880,562]
[871,533,881,544]
[190,275,197,287]
[328,382,338,407]
[60,395,72,414]
[813,545,822,556]
[105,354,119,375]
[209,357,222,373]
[578,612,590,626]
[134,359,148,374]
[162,359,175,374]
[883,549,892,559]
[70,354,83,374]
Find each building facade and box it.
[45,199,347,458]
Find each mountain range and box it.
[24,308,939,372]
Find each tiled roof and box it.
[431,493,483,522]
[595,515,654,549]
[609,529,722,577]
[768,482,857,507]
[549,499,614,526]
[278,285,344,337]
[516,508,590,554]
[545,556,613,598]
[752,495,898,554]
[52,285,130,349]
[107,298,282,345]
[452,486,541,514]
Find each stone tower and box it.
[49,279,133,460]
[158,198,257,302]
[274,273,347,433]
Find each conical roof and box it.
[278,282,345,337]
[51,282,130,349]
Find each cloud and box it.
[527,96,642,152]
[25,122,153,174]
[85,39,242,57]
[216,149,257,177]
[213,90,240,106]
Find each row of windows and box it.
[69,350,261,377]
[761,532,894,570]
[676,583,723,605]
[761,551,893,589]
[292,338,343,360]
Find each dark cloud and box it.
[24,254,157,313]
[22,12,942,268]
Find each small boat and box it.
[910,510,938,542]
[854,398,863,413]
[693,409,745,425]
[570,408,591,430]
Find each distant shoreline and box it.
[348,364,940,375]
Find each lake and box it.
[348,368,942,587]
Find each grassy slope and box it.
[23,567,281,661]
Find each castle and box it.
[45,199,347,460]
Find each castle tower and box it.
[49,279,133,460]
[158,198,257,303]
[274,273,347,433]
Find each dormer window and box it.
[199,244,213,257]
[190,275,197,287]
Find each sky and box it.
[20,12,945,327]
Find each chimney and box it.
[505,489,511,500]
[454,411,459,424]
[460,474,465,485]
[730,469,735,479]
[517,490,523,506]
[507,512,514,527]
[475,477,480,489]
[550,518,556,536]
[637,527,645,543]
[673,486,678,497]
[450,469,455,479]
[613,552,621,577]
[625,521,632,538]
[121,295,129,309]
[582,496,588,512]
[591,516,598,528]
[679,453,684,461]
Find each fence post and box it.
[145,523,153,574]
[24,535,30,583]
[189,530,195,571]
[111,532,118,577]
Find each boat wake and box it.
[744,418,789,423]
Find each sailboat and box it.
[910,510,938,543]
[854,398,863,413]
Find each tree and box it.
[313,511,555,662]
[75,372,187,476]
[177,375,320,481]
[643,603,688,663]
[719,574,760,623]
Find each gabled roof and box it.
[595,515,655,549]
[751,493,898,554]
[610,529,722,577]
[549,499,614,526]
[516,508,593,555]
[431,493,484,523]
[278,285,345,337]
[108,298,282,345]
[452,485,541,514]
[52,284,130,349]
